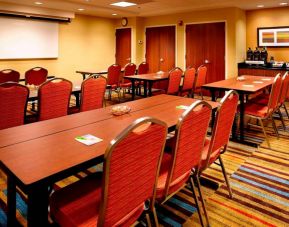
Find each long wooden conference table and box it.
[202,75,274,145]
[0,95,218,227]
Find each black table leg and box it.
[74,93,80,108]
[27,184,49,227]
[7,176,16,227]
[143,81,148,98]
[131,79,136,101]
[148,81,153,97]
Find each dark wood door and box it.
[186,22,225,84]
[115,28,131,68]
[146,26,175,73]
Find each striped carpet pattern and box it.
[1,99,289,226]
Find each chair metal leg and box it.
[277,108,286,130]
[152,207,159,227]
[146,213,152,227]
[195,175,210,227]
[271,117,279,139]
[190,177,205,227]
[218,156,233,199]
[283,104,289,119]
[259,118,271,148]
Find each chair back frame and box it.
[181,66,196,95]
[0,69,20,83]
[38,78,72,121]
[278,72,289,106]
[167,67,183,95]
[195,65,207,88]
[107,64,121,87]
[98,117,167,227]
[25,67,48,85]
[266,74,282,116]
[163,100,212,199]
[138,62,149,75]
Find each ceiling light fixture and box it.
[110,1,136,7]
[280,2,288,5]
[257,4,264,8]
[78,8,85,11]
[34,2,43,5]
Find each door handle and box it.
[204,59,210,64]
[126,58,131,61]
[160,58,164,62]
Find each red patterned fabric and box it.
[180,67,196,96]
[0,69,20,83]
[244,103,269,118]
[80,76,106,112]
[278,73,289,105]
[267,74,282,112]
[0,83,29,129]
[138,62,149,74]
[199,138,220,170]
[25,67,48,85]
[209,91,238,157]
[121,63,137,86]
[38,78,72,121]
[157,102,211,199]
[107,64,121,87]
[195,65,207,91]
[167,68,183,95]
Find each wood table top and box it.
[202,75,274,93]
[123,72,169,81]
[0,95,218,186]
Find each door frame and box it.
[184,21,227,78]
[115,26,133,64]
[144,24,178,69]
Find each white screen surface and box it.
[0,17,58,59]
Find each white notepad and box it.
[75,134,103,146]
[242,84,254,88]
[253,81,264,84]
[261,78,272,81]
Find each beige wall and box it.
[0,14,116,80]
[119,7,246,78]
[247,7,289,62]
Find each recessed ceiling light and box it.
[257,4,264,8]
[78,8,85,11]
[110,1,136,7]
[112,13,118,16]
[280,2,288,5]
[34,2,43,5]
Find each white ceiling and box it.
[0,0,288,18]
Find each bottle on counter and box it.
[260,47,268,63]
[246,47,253,60]
[253,47,260,61]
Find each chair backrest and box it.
[278,72,289,106]
[107,64,121,86]
[204,90,239,168]
[98,117,167,227]
[38,78,72,121]
[0,69,20,83]
[138,62,149,75]
[124,63,137,76]
[80,75,107,112]
[0,82,29,129]
[163,101,212,198]
[182,67,196,92]
[267,74,282,114]
[25,67,48,85]
[195,65,207,88]
[167,67,183,95]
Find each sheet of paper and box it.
[242,84,254,88]
[253,81,264,84]
[261,78,272,81]
[176,105,190,110]
[75,134,103,146]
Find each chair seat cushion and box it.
[120,82,132,88]
[249,94,269,106]
[199,138,220,171]
[242,103,269,118]
[156,152,190,200]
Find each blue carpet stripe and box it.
[231,182,289,207]
[0,208,7,227]
[232,174,289,198]
[169,197,197,213]
[240,166,289,186]
[157,211,182,227]
[4,190,27,218]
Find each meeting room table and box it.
[0,94,218,227]
[123,72,169,100]
[202,75,274,146]
[76,69,125,80]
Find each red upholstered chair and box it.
[79,75,107,112]
[156,100,212,226]
[50,117,168,227]
[179,66,196,97]
[0,69,20,83]
[243,74,282,147]
[120,63,137,97]
[194,65,207,99]
[25,67,48,85]
[106,64,121,101]
[38,78,72,121]
[138,62,149,74]
[196,90,239,225]
[0,82,29,130]
[282,72,289,119]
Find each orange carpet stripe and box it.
[209,197,276,227]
